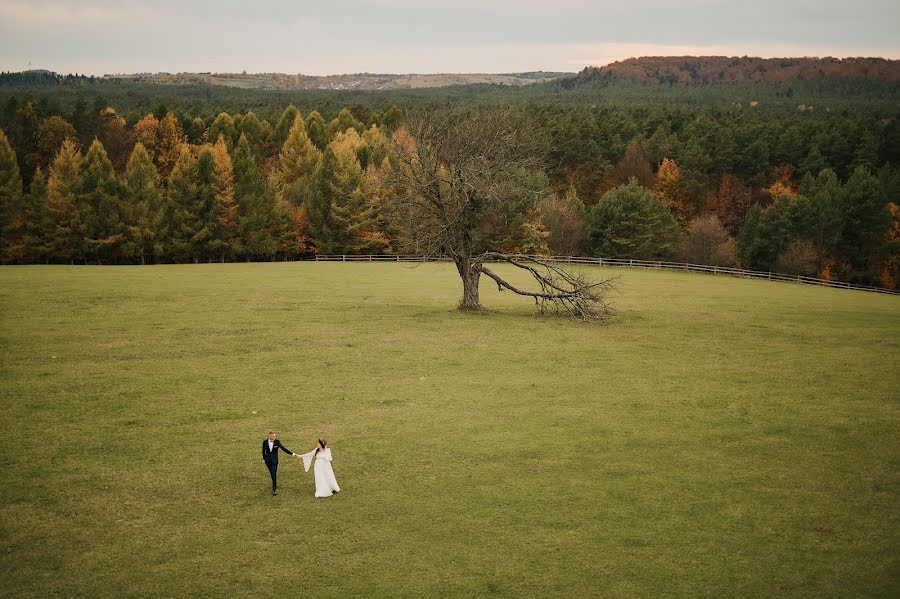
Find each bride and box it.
[298,439,340,498]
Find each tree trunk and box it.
[455,256,482,310]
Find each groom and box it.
[262,431,296,496]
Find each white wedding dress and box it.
[300,447,340,497]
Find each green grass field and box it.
[1,263,898,597]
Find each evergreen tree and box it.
[165,145,199,262]
[736,197,795,271]
[277,116,323,207]
[4,167,49,263]
[79,139,125,263]
[193,147,222,261]
[587,179,680,260]
[234,133,278,259]
[0,129,23,258]
[123,143,163,264]
[211,136,239,259]
[35,116,78,172]
[317,129,388,254]
[46,139,83,262]
[305,110,328,150]
[838,166,891,278]
[274,105,301,149]
[206,112,237,148]
[326,107,365,139]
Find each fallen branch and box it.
[479,252,617,321]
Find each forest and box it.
[0,62,898,287]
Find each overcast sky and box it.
[1,0,898,75]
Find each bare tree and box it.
[383,109,615,320]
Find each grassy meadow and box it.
[0,262,898,597]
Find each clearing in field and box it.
[0,263,897,597]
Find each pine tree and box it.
[35,116,78,172]
[277,116,323,207]
[326,107,365,139]
[233,133,278,259]
[206,112,237,148]
[132,113,160,158]
[588,179,681,260]
[838,166,891,277]
[79,139,125,263]
[0,129,23,259]
[211,135,239,259]
[193,147,222,261]
[305,110,328,150]
[46,139,83,262]
[123,143,163,264]
[4,167,49,263]
[165,145,199,262]
[156,113,187,178]
[274,105,302,149]
[316,129,388,254]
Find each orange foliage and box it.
[765,164,797,200]
[653,158,690,223]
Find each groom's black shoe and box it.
[273,490,277,496]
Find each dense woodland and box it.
[0,61,898,287]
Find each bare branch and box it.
[480,253,617,321]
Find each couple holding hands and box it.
[262,431,340,498]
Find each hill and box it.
[0,70,570,90]
[570,56,900,86]
[1,263,897,596]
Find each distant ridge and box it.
[571,56,900,86]
[104,71,571,90]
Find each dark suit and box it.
[262,439,294,493]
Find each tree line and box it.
[0,97,897,287]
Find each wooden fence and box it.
[309,254,900,296]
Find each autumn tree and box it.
[316,129,388,254]
[211,135,239,259]
[156,113,186,178]
[600,138,655,193]
[678,215,737,266]
[706,174,753,234]
[96,107,133,173]
[653,158,690,224]
[132,113,160,158]
[35,116,78,171]
[535,186,588,256]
